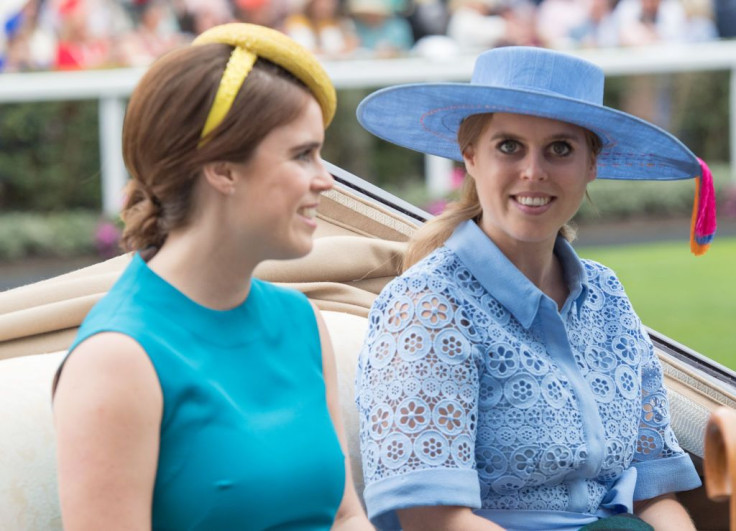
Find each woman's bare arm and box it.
[311,304,374,531]
[53,333,162,530]
[398,505,505,531]
[634,493,695,530]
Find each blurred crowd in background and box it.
[0,0,735,72]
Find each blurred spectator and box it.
[681,0,718,40]
[0,0,28,29]
[568,0,619,48]
[535,0,588,47]
[85,0,132,38]
[54,0,113,69]
[169,0,197,34]
[443,0,540,51]
[282,0,358,57]
[188,0,233,34]
[497,0,540,46]
[714,0,736,35]
[614,0,688,44]
[0,0,726,73]
[445,0,506,51]
[406,0,450,41]
[233,0,289,29]
[118,0,185,66]
[2,0,56,71]
[411,33,460,57]
[347,0,414,56]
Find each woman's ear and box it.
[587,158,598,184]
[462,145,476,176]
[202,161,237,196]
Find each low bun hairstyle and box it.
[120,44,311,252]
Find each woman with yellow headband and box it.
[52,23,372,530]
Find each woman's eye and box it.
[498,140,519,154]
[296,149,313,162]
[550,141,572,156]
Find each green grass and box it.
[578,238,736,371]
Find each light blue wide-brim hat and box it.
[358,46,698,181]
[358,46,717,254]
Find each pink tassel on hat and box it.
[690,158,717,256]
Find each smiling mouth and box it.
[513,195,552,207]
[298,206,318,220]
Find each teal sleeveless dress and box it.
[63,253,345,530]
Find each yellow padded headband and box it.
[193,23,337,141]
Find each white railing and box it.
[2,40,736,215]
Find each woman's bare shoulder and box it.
[54,332,162,415]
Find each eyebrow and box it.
[289,141,322,154]
[489,131,583,143]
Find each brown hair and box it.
[120,43,312,251]
[403,113,603,270]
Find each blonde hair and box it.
[402,113,602,271]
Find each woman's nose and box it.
[520,152,549,181]
[313,159,334,191]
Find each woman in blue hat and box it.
[355,46,716,530]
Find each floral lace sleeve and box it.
[355,271,483,521]
[631,324,701,500]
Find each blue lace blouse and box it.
[355,220,701,531]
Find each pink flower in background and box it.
[95,219,121,258]
[451,167,465,189]
[423,166,466,215]
[426,198,448,215]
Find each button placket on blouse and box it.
[536,296,606,513]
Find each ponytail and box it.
[403,177,482,270]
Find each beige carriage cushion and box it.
[321,310,369,498]
[0,351,63,530]
[0,236,405,362]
